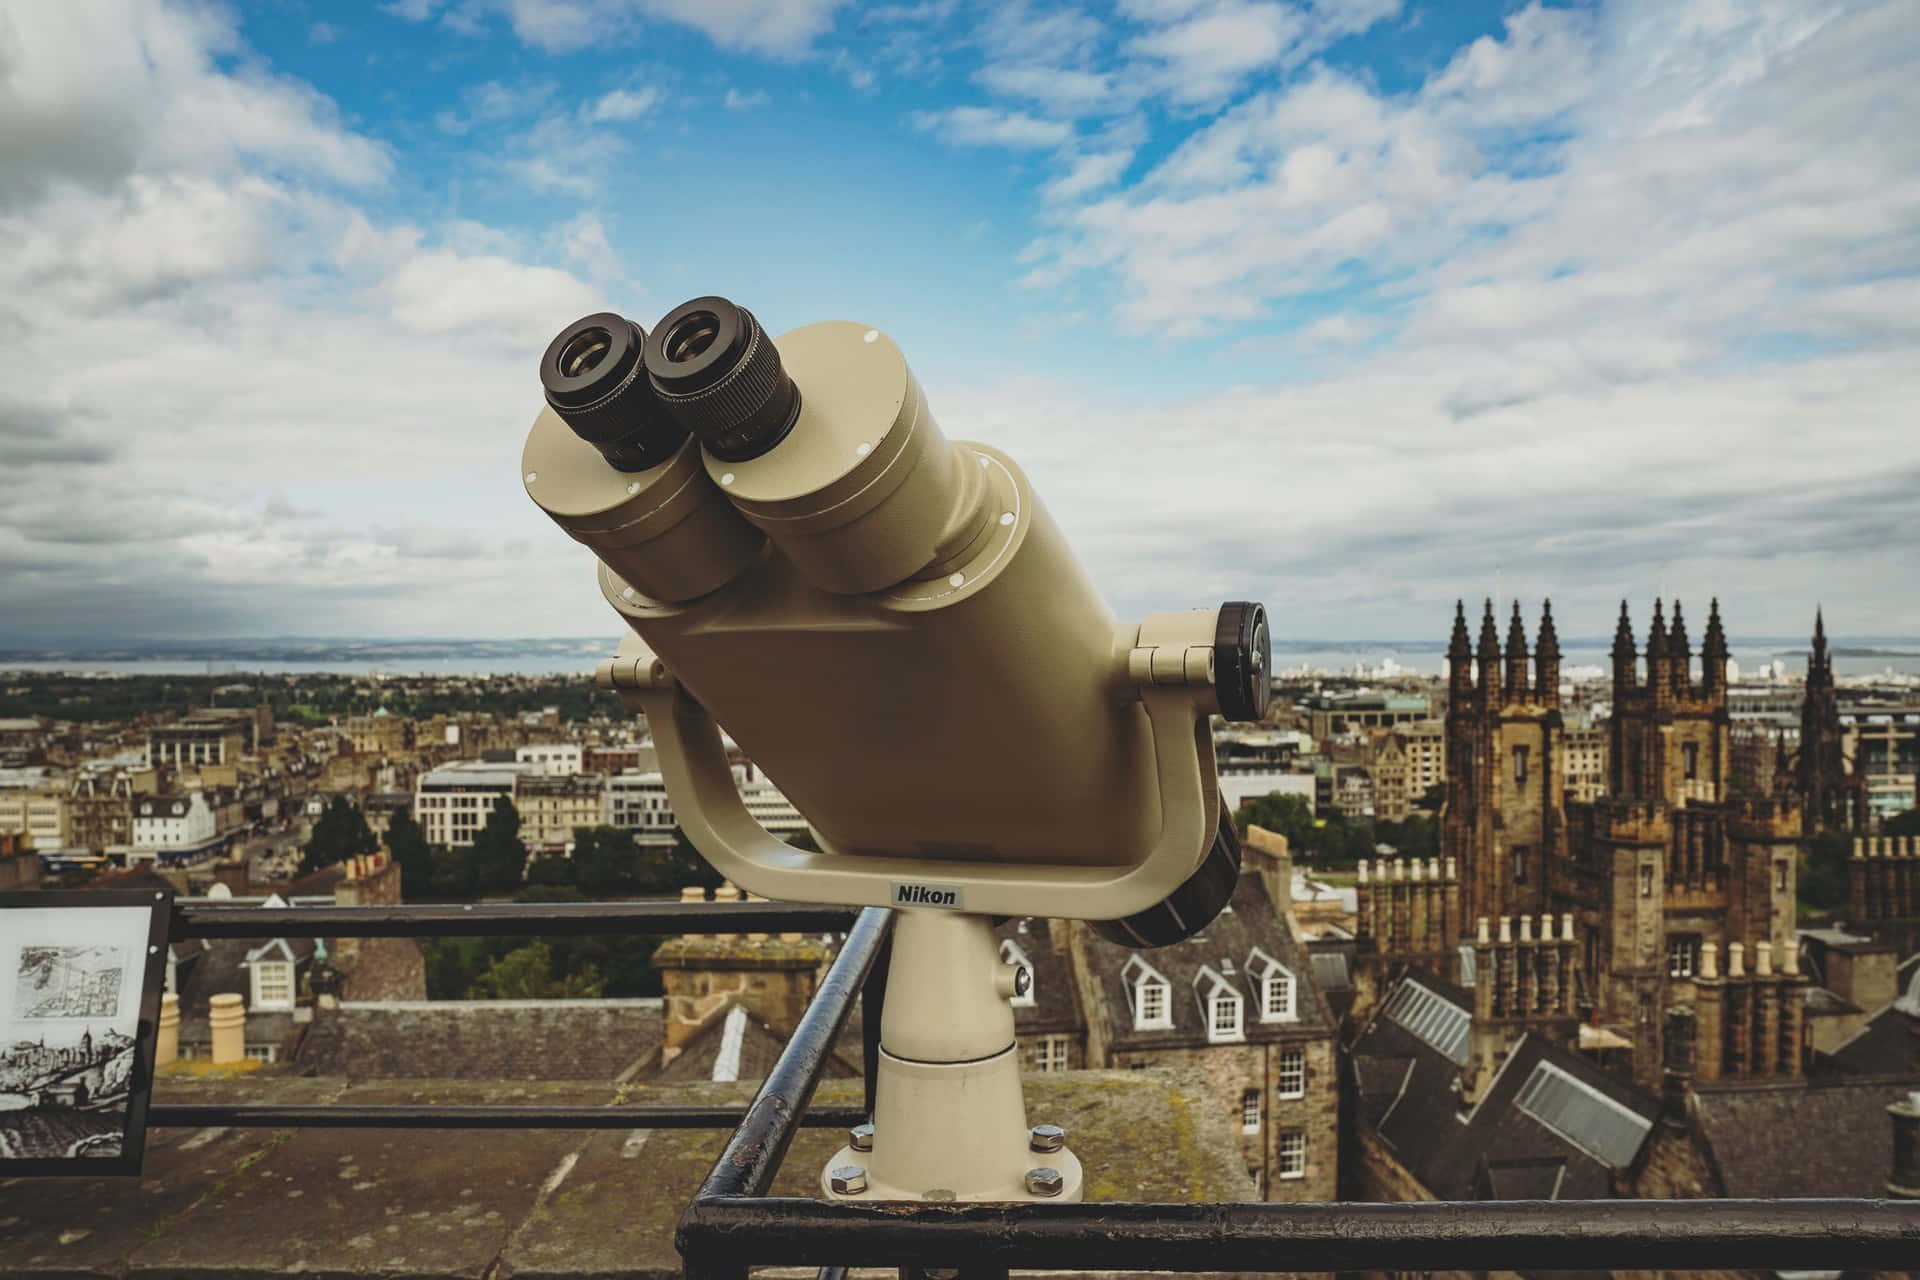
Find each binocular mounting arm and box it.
[598,613,1226,922]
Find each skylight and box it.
[1513,1060,1652,1169]
[1379,979,1470,1065]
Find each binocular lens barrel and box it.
[645,296,803,462]
[540,312,688,472]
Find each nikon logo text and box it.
[891,881,964,910]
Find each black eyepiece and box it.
[540,312,687,472]
[645,296,801,462]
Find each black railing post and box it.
[861,926,892,1121]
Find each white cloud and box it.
[472,0,845,56]
[584,85,661,121]
[912,105,1074,149]
[724,87,769,109]
[1042,149,1133,202]
[0,0,626,643]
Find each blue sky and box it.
[2,0,1917,647]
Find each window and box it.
[1211,991,1243,1041]
[1513,744,1529,784]
[1036,1034,1069,1073]
[1512,845,1528,885]
[1667,934,1700,979]
[1241,1090,1261,1133]
[1264,971,1296,1021]
[1775,860,1789,893]
[1125,957,1172,1030]
[1277,1130,1306,1179]
[245,1044,278,1063]
[1638,864,1654,898]
[252,959,293,1010]
[1277,1048,1306,1099]
[1683,742,1699,780]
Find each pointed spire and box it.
[1612,600,1636,659]
[1647,597,1669,655]
[1702,597,1727,657]
[1505,600,1529,657]
[1477,598,1500,657]
[1812,607,1829,662]
[1449,599,1472,657]
[1670,599,1690,656]
[1536,599,1561,658]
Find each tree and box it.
[1886,808,1920,837]
[1233,792,1316,848]
[385,806,434,901]
[573,825,638,895]
[300,795,376,875]
[525,852,579,889]
[469,796,528,895]
[467,940,604,999]
[429,847,478,899]
[1800,831,1851,916]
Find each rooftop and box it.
[0,1069,1257,1279]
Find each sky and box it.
[1,0,1916,648]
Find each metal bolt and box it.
[848,1122,874,1152]
[829,1165,869,1195]
[1028,1123,1065,1153]
[1013,965,1032,999]
[1025,1166,1064,1197]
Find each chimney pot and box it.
[1782,941,1800,975]
[1519,914,1533,942]
[1561,912,1575,941]
[1477,916,1491,944]
[1701,941,1719,980]
[1728,942,1746,978]
[1499,915,1513,943]
[680,885,705,902]
[208,991,246,1065]
[157,992,180,1066]
[1358,859,1370,883]
[1755,940,1773,976]
[1888,1096,1920,1199]
[1445,856,1458,880]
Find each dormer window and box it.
[998,938,1036,1008]
[1123,955,1172,1030]
[252,959,293,1010]
[1246,947,1298,1023]
[1194,965,1244,1043]
[1211,991,1243,1040]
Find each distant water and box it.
[3,640,1919,680]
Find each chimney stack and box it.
[157,992,180,1067]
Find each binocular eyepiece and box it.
[540,298,801,470]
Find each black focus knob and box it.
[645,296,801,462]
[539,312,686,472]
[1215,601,1271,723]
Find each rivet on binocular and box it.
[524,294,1271,1203]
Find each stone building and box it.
[1360,599,1804,1092]
[1067,841,1340,1201]
[1849,834,1920,955]
[1783,611,1868,831]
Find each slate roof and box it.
[295,1000,665,1081]
[1818,969,1920,1077]
[995,918,1085,1037]
[1691,1075,1919,1197]
[1349,968,1472,1191]
[653,1002,859,1085]
[1079,870,1336,1052]
[1351,974,1661,1201]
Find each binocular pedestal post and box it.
[820,910,1083,1203]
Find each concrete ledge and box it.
[0,1069,1253,1279]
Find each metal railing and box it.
[159,897,1920,1276]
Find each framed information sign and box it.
[0,890,173,1176]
